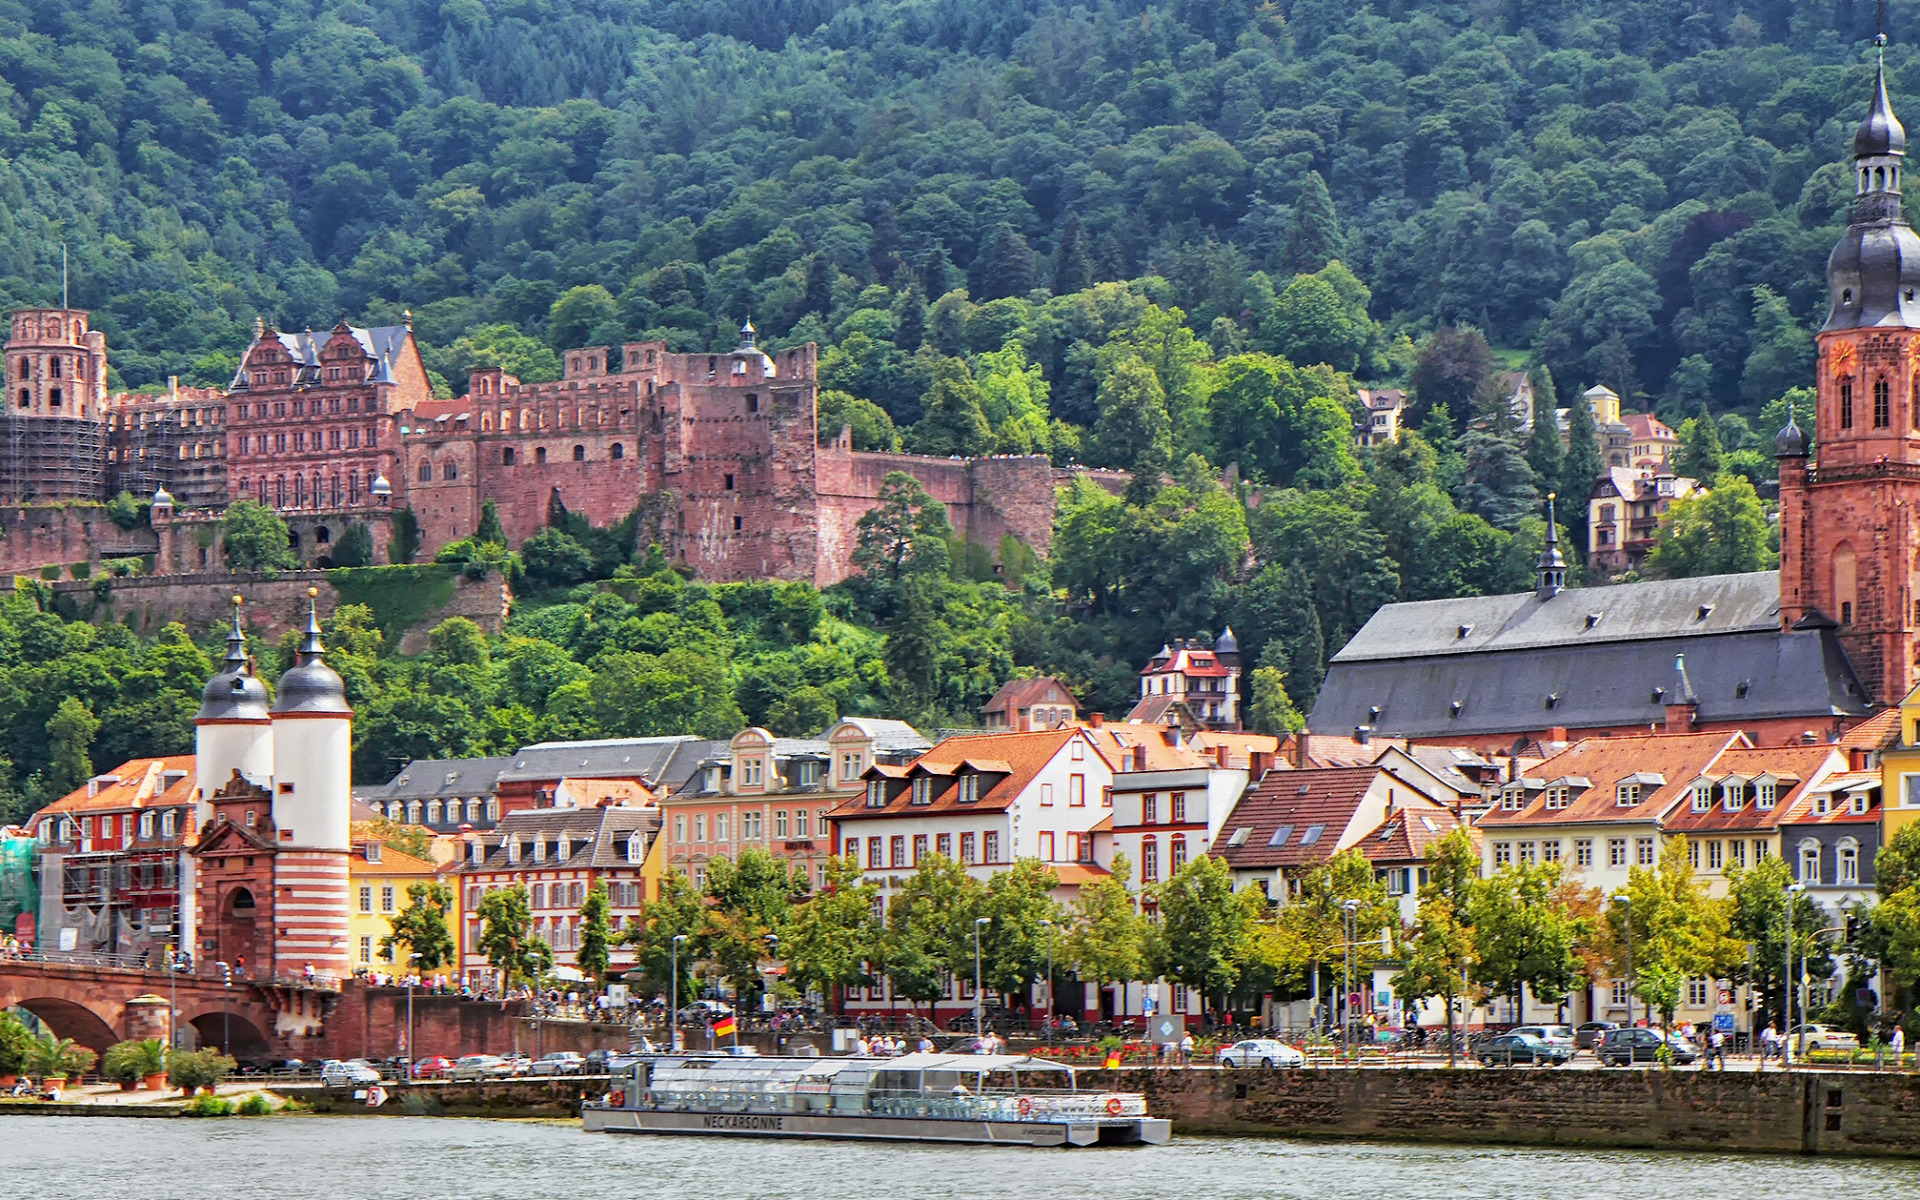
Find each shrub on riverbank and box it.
[167,1049,237,1094]
[101,1039,167,1085]
[184,1094,234,1117]
[236,1093,274,1116]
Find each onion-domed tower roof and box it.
[271,587,350,716]
[195,595,268,723]
[1776,406,1810,457]
[1826,41,1920,332]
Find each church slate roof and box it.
[1310,572,1870,739]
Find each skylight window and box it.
[1267,823,1294,847]
[1300,824,1325,845]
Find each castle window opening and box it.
[733,515,743,532]
[292,399,303,416]
[724,473,735,491]
[317,526,331,544]
[573,445,585,461]
[17,389,26,408]
[747,394,759,414]
[1842,379,1855,429]
[1876,377,1891,427]
[536,447,547,463]
[419,462,432,482]
[348,475,358,502]
[443,459,457,480]
[49,358,59,378]
[48,387,59,407]
[610,443,624,460]
[502,447,515,465]
[348,396,359,412]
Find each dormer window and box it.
[1852,791,1872,815]
[1616,783,1641,807]
[532,835,546,863]
[840,752,864,782]
[1501,785,1524,811]
[1814,793,1832,816]
[740,757,764,788]
[557,838,571,863]
[1722,783,1744,812]
[1692,783,1712,812]
[910,778,933,805]
[958,775,980,804]
[506,838,520,864]
[798,760,821,787]
[626,835,643,864]
[866,780,886,807]
[1543,786,1570,810]
[366,843,382,863]
[1757,780,1777,809]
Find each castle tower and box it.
[0,307,107,501]
[267,587,353,978]
[192,595,273,817]
[1781,43,1920,705]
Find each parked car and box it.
[1218,1039,1306,1069]
[1789,1024,1860,1052]
[450,1054,514,1082]
[264,1058,307,1076]
[1477,1033,1567,1067]
[528,1052,585,1076]
[1597,1028,1699,1066]
[320,1059,382,1087]
[1575,1021,1619,1051]
[411,1056,454,1080]
[500,1052,533,1076]
[677,1000,734,1023]
[1511,1025,1576,1053]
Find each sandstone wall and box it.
[0,504,157,577]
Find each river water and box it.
[12,1114,1920,1200]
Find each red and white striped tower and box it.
[268,587,353,980]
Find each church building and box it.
[1312,61,1918,752]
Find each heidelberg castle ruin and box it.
[0,308,1112,583]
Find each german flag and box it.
[712,1015,738,1039]
[1103,1049,1122,1070]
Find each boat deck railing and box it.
[629,1085,1147,1122]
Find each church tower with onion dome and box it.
[1779,39,1920,705]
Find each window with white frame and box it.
[840,752,863,782]
[1692,783,1712,812]
[1142,794,1158,824]
[1071,739,1084,761]
[911,778,933,805]
[715,813,729,841]
[1171,792,1187,823]
[1722,783,1745,812]
[1757,780,1777,808]
[1635,837,1655,866]
[868,838,883,868]
[138,811,153,839]
[1686,979,1710,1007]
[359,885,372,913]
[1492,842,1512,866]
[960,832,977,864]
[1755,840,1769,861]
[913,834,928,864]
[1575,838,1593,867]
[1542,840,1562,864]
[1069,775,1085,807]
[1610,980,1630,1006]
[957,775,979,804]
[1814,792,1832,816]
[936,832,952,858]
[983,831,999,862]
[161,810,176,837]
[1616,783,1641,806]
[1852,791,1872,815]
[743,811,763,839]
[1798,840,1821,885]
[1839,840,1860,885]
[1729,839,1746,869]
[1517,841,1536,864]
[1544,786,1570,809]
[1707,841,1723,870]
[740,757,764,788]
[1501,786,1523,811]
[1688,840,1700,869]
[867,781,886,807]
[1607,838,1627,867]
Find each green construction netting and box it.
[0,835,35,939]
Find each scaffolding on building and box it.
[0,413,106,504]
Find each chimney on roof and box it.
[1250,750,1273,778]
[1665,653,1699,734]
[1354,725,1372,746]
[1088,712,1103,729]
[1290,733,1308,769]
[1134,744,1148,772]
[1215,744,1231,768]
[1547,726,1568,743]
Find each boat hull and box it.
[581,1106,1171,1147]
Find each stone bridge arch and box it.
[183,1006,272,1060]
[2,994,123,1052]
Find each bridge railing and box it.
[1,949,342,992]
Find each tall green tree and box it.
[1644,475,1775,579]
[1470,861,1583,1020]
[577,881,613,986]
[221,500,297,572]
[1674,401,1726,480]
[1151,853,1255,1008]
[1278,171,1342,275]
[1524,365,1564,495]
[1063,852,1146,1012]
[1609,837,1739,1025]
[781,855,880,1012]
[44,698,99,799]
[381,880,456,973]
[622,871,704,1006]
[1392,828,1481,1066]
[477,885,553,989]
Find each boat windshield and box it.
[623,1053,1116,1121]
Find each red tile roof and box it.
[830,729,1086,820]
[981,677,1080,717]
[1839,710,1899,754]
[1356,804,1467,864]
[1659,746,1843,835]
[1217,766,1385,870]
[1476,731,1747,829]
[1778,772,1881,828]
[36,757,196,817]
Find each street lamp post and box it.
[973,917,991,1039]
[166,943,177,1067]
[1341,900,1359,1054]
[1038,919,1054,1040]
[217,960,232,1056]
[1611,894,1633,1029]
[1785,883,1805,1068]
[406,952,422,1079]
[670,933,689,1052]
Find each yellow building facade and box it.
[347,839,457,980]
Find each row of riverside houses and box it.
[13,602,1917,1037]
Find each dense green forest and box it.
[0,0,1889,821]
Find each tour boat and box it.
[581,1052,1170,1147]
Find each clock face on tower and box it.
[1830,341,1861,379]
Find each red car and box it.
[411,1056,454,1080]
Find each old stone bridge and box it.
[0,958,631,1063]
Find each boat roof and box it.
[871,1053,1070,1071]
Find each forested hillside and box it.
[0,0,1893,811]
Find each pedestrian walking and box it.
[1760,1023,1779,1065]
[1893,1025,1906,1068]
[1709,1029,1727,1070]
[1179,1032,1194,1066]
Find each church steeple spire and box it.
[1825,38,1920,333]
[1535,493,1566,600]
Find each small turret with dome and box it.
[271,588,350,718]
[1776,403,1810,458]
[193,594,273,800]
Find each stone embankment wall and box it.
[14,568,508,647]
[1091,1066,1920,1157]
[0,504,156,576]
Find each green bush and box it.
[106,491,144,530]
[236,1092,274,1116]
[184,1093,234,1117]
[0,1013,32,1076]
[101,1038,167,1084]
[167,1048,237,1093]
[68,561,89,579]
[38,565,58,580]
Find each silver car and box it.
[450,1054,513,1081]
[528,1052,585,1076]
[1218,1038,1306,1069]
